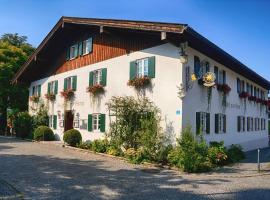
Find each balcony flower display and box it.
[87,84,104,95]
[61,89,74,100]
[128,76,151,89]
[248,96,257,102]
[45,93,56,101]
[239,91,249,99]
[216,84,231,95]
[29,95,40,103]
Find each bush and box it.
[32,104,49,129]
[106,145,123,156]
[155,144,173,164]
[63,129,82,147]
[226,144,245,163]
[125,148,147,164]
[168,126,211,172]
[77,141,92,149]
[14,112,33,138]
[91,139,109,153]
[34,126,55,141]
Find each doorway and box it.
[64,110,74,132]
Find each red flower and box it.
[127,76,151,89]
[45,93,56,101]
[216,84,231,94]
[87,84,104,94]
[239,91,249,99]
[61,89,74,100]
[29,95,40,102]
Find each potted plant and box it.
[61,89,74,101]
[216,84,231,95]
[87,84,105,95]
[127,76,151,89]
[29,95,40,103]
[239,91,249,99]
[45,93,56,101]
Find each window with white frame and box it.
[247,117,251,131]
[136,58,149,77]
[237,116,245,132]
[92,114,101,131]
[32,85,41,96]
[83,38,93,55]
[93,69,102,85]
[48,81,57,94]
[215,113,226,133]
[201,112,207,134]
[66,77,73,90]
[69,44,77,59]
[251,118,254,131]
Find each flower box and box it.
[128,76,151,89]
[29,95,40,103]
[216,84,231,94]
[239,92,249,99]
[87,84,104,95]
[61,89,74,100]
[248,96,256,102]
[45,93,56,101]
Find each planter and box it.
[248,96,256,102]
[45,93,56,101]
[87,84,105,95]
[29,95,40,103]
[216,84,231,95]
[128,76,151,89]
[239,92,249,99]
[61,89,74,101]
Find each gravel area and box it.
[0,137,270,200]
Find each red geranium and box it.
[239,91,249,99]
[216,84,231,94]
[61,89,74,100]
[87,84,104,95]
[128,76,151,89]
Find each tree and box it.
[0,33,35,132]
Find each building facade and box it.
[13,17,270,151]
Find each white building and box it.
[13,17,270,151]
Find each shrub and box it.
[106,145,123,156]
[34,126,55,141]
[14,112,33,138]
[155,144,173,164]
[226,144,245,163]
[32,104,49,129]
[63,129,82,147]
[91,139,109,153]
[77,141,92,150]
[125,148,147,164]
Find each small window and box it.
[69,44,77,59]
[214,66,219,84]
[237,116,245,132]
[247,117,250,131]
[92,114,101,131]
[93,69,102,85]
[241,80,245,92]
[215,114,226,133]
[196,112,210,134]
[250,85,253,96]
[32,85,41,96]
[83,38,93,55]
[237,78,241,93]
[251,118,254,131]
[136,58,149,77]
[185,66,190,91]
[64,76,77,91]
[48,81,58,95]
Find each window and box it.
[89,68,107,86]
[250,85,253,96]
[82,38,93,55]
[251,118,254,131]
[214,66,219,84]
[64,76,77,91]
[185,66,190,91]
[136,58,149,77]
[194,56,201,77]
[32,85,41,96]
[258,118,260,130]
[237,78,241,93]
[48,81,58,95]
[196,112,210,134]
[237,116,245,132]
[247,117,250,131]
[93,69,102,85]
[255,118,258,131]
[88,113,106,132]
[49,115,57,130]
[69,44,78,59]
[215,114,226,133]
[246,83,250,95]
[241,80,245,92]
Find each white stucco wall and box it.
[29,43,269,151]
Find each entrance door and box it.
[64,110,74,132]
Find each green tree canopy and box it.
[0,33,35,132]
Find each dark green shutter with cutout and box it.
[89,72,94,86]
[196,112,201,135]
[38,85,41,97]
[148,56,155,78]
[223,115,226,133]
[243,117,245,131]
[72,76,77,91]
[53,115,57,130]
[100,114,106,133]
[223,70,226,84]
[64,78,67,91]
[130,61,136,80]
[206,113,210,134]
[47,82,51,94]
[88,114,92,132]
[78,42,83,56]
[215,114,219,134]
[101,68,107,86]
[54,81,58,94]
[237,116,241,132]
[66,48,70,61]
[237,78,240,93]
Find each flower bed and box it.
[128,76,151,89]
[216,84,231,94]
[61,89,74,100]
[29,95,40,103]
[87,84,104,95]
[45,93,56,101]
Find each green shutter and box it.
[101,68,107,86]
[148,56,156,78]
[215,114,219,134]
[196,112,201,135]
[237,116,241,132]
[243,117,245,131]
[130,61,136,80]
[223,70,226,84]
[78,42,83,56]
[47,82,51,94]
[223,115,226,133]
[38,85,41,96]
[53,115,57,130]
[100,114,106,133]
[54,81,58,94]
[88,114,92,132]
[206,113,210,134]
[64,78,67,91]
[66,48,70,61]
[89,72,94,86]
[72,76,77,91]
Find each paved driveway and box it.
[0,137,270,200]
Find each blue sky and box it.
[0,0,269,81]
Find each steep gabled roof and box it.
[12,16,270,90]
